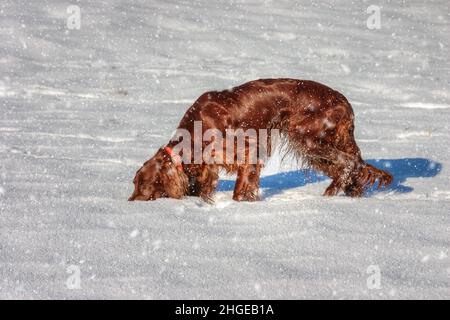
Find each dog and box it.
[129,78,392,201]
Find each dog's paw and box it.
[232,188,260,202]
[200,192,215,204]
[323,180,341,196]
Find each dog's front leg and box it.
[233,164,261,201]
[196,165,219,202]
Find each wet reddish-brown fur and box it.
[129,78,392,202]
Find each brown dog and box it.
[129,79,392,201]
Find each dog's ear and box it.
[128,171,142,201]
[161,163,188,199]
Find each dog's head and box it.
[128,147,188,201]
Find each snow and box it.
[0,0,449,299]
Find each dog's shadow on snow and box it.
[217,158,442,198]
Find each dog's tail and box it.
[357,163,393,190]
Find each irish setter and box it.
[129,79,392,202]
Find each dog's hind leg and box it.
[301,110,392,196]
[306,148,363,196]
[333,115,393,196]
[233,163,262,201]
[288,106,369,196]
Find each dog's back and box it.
[178,78,350,133]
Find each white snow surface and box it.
[0,0,449,299]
